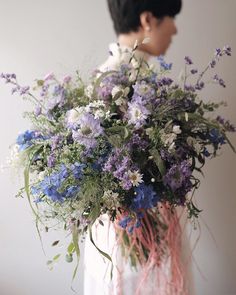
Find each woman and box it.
[83,1,193,294]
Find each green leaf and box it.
[149,148,166,176]
[53,254,61,262]
[67,242,75,254]
[88,226,112,262]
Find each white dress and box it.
[83,43,194,295]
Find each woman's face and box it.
[142,15,177,56]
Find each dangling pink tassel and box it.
[113,202,190,295]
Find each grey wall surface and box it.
[0,1,235,295]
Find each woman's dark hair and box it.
[107,0,182,35]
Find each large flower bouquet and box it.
[2,43,235,294]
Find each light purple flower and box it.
[127,96,150,128]
[184,56,193,65]
[72,113,103,148]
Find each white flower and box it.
[128,170,143,186]
[94,109,105,119]
[38,171,46,181]
[111,85,122,97]
[66,107,85,127]
[103,190,119,200]
[185,112,189,122]
[160,130,177,146]
[85,84,93,98]
[168,142,176,153]
[172,125,182,134]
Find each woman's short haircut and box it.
[107,0,182,35]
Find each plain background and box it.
[0,1,235,294]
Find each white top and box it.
[83,42,194,295]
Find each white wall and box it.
[0,1,235,295]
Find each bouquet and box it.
[2,43,235,294]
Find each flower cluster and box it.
[2,44,235,278]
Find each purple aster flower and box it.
[127,96,150,128]
[132,81,155,101]
[163,160,192,192]
[72,113,103,148]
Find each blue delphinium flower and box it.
[16,130,44,151]
[130,183,159,211]
[157,55,172,71]
[32,163,83,202]
[208,128,226,146]
[70,162,86,179]
[118,216,132,229]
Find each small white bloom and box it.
[103,190,119,199]
[85,84,93,98]
[94,109,105,119]
[115,97,125,106]
[38,171,46,181]
[66,107,85,126]
[131,58,139,68]
[111,85,123,98]
[128,170,143,186]
[160,131,177,146]
[168,142,176,153]
[172,125,182,134]
[185,112,189,122]
[105,110,111,119]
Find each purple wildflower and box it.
[163,160,192,192]
[223,45,231,56]
[190,69,198,75]
[127,96,150,128]
[195,81,205,90]
[132,81,155,101]
[210,60,216,68]
[184,84,196,92]
[213,74,226,88]
[72,113,103,148]
[184,56,193,65]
